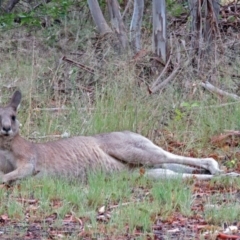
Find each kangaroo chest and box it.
[0,149,16,173]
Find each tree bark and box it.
[152,0,167,63]
[130,0,144,53]
[87,0,112,36]
[5,0,20,12]
[107,0,129,50]
[188,0,220,62]
[203,0,219,47]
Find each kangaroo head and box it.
[0,91,21,138]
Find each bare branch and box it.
[149,65,180,94]
[200,81,240,100]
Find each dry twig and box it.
[149,65,180,94]
[149,35,183,94]
[62,56,95,74]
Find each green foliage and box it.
[39,0,76,20]
[180,101,200,109]
[166,0,186,17]
[225,159,237,169]
[0,0,74,29]
[98,0,107,8]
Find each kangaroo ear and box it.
[9,91,22,111]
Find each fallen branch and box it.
[224,130,240,135]
[62,56,95,74]
[14,198,38,204]
[109,201,138,210]
[32,0,52,11]
[149,64,180,93]
[191,101,240,110]
[200,81,240,100]
[33,107,70,112]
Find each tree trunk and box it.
[188,0,220,64]
[152,0,167,63]
[87,0,112,36]
[5,0,20,12]
[203,0,219,47]
[188,0,199,53]
[130,0,144,53]
[107,0,129,50]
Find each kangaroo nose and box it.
[2,126,11,133]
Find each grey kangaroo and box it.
[0,91,224,183]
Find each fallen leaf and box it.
[217,232,239,239]
[139,167,145,175]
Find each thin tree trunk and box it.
[87,0,112,36]
[152,0,167,63]
[188,0,220,65]
[203,0,219,47]
[107,0,129,50]
[5,0,20,12]
[188,0,199,55]
[130,0,144,53]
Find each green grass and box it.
[0,2,240,238]
[0,172,194,238]
[204,203,240,225]
[151,178,192,218]
[3,170,240,238]
[1,54,240,238]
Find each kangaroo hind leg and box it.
[107,132,222,175]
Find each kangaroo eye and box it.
[11,115,16,121]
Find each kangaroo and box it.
[0,90,224,183]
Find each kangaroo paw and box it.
[205,158,224,175]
